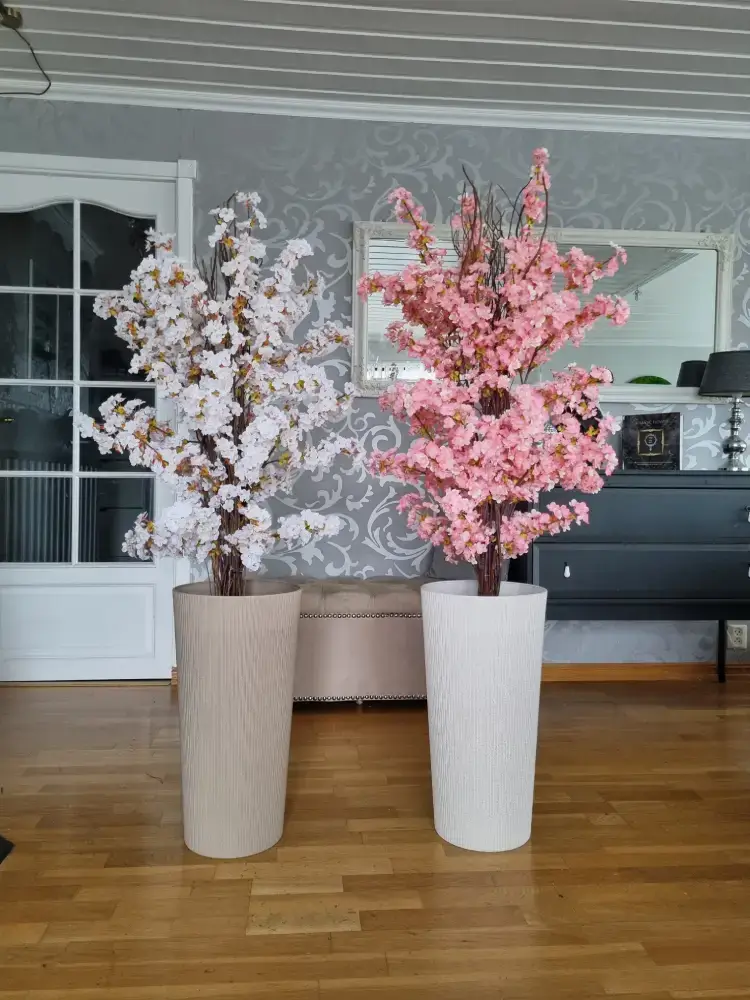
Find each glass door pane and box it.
[0,385,73,470]
[78,478,154,562]
[75,203,156,565]
[1,197,158,566]
[0,198,77,565]
[0,204,74,288]
[0,291,74,379]
[80,205,153,290]
[79,295,143,382]
[79,387,156,472]
[0,477,72,562]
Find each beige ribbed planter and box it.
[421,580,548,853]
[173,581,301,859]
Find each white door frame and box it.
[0,152,195,259]
[0,153,196,680]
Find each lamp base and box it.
[722,397,748,472]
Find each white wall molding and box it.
[0,150,197,182]
[599,386,725,405]
[4,80,750,140]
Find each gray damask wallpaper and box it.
[2,97,750,663]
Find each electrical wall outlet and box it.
[727,623,748,650]
[0,4,23,30]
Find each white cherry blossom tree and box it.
[78,193,359,596]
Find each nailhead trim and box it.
[294,694,426,702]
[300,612,422,619]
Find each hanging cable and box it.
[0,4,51,97]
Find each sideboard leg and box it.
[717,620,727,684]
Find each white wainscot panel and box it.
[0,585,155,659]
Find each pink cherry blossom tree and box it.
[359,149,630,597]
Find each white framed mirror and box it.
[352,223,735,402]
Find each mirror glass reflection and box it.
[359,232,719,390]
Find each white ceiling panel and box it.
[1,0,749,136]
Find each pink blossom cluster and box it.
[359,150,630,583]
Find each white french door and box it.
[0,154,195,680]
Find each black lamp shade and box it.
[699,351,750,397]
[677,360,707,388]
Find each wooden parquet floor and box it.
[2,682,750,999]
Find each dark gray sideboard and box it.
[525,472,750,682]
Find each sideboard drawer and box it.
[535,544,750,601]
[544,489,750,543]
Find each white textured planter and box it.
[173,581,301,859]
[421,580,548,852]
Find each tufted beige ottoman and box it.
[293,578,427,702]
